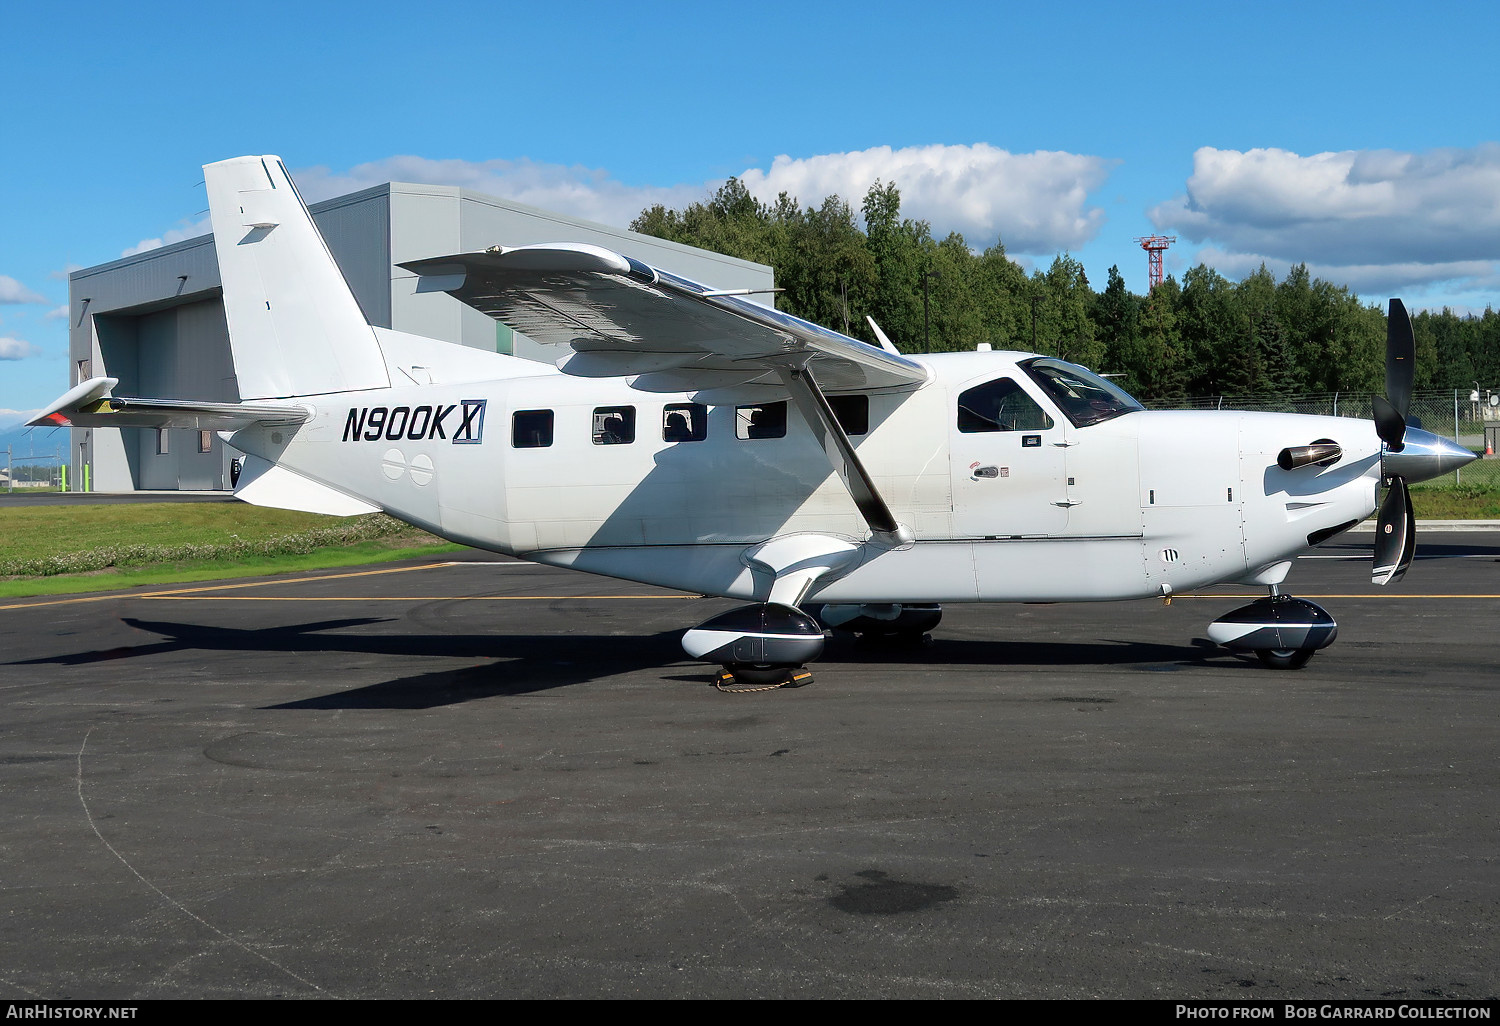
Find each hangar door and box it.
[114,299,239,490]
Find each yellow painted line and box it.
[0,562,456,611]
[1177,594,1500,600]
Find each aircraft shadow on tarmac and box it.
[12,616,1226,709]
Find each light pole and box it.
[921,268,941,354]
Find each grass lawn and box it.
[0,502,462,598]
[1,481,1494,601]
[1410,485,1500,519]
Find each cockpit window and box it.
[1020,358,1144,427]
[957,378,1054,433]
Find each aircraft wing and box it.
[398,244,929,393]
[30,377,310,430]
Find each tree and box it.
[971,242,1032,350]
[1235,264,1299,398]
[1131,278,1185,403]
[1031,255,1099,367]
[1091,266,1140,381]
[775,194,877,339]
[861,180,932,351]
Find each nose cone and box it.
[1383,428,1479,483]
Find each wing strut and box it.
[775,360,912,549]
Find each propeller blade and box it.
[1371,477,1415,586]
[1373,394,1407,452]
[1386,298,1414,422]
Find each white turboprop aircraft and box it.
[35,155,1476,684]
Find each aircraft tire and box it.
[1256,648,1315,670]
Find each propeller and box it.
[1372,299,1417,585]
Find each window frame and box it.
[829,394,869,436]
[591,406,637,446]
[735,401,788,440]
[662,403,708,442]
[511,409,555,448]
[956,377,1056,434]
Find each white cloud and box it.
[1194,245,1496,299]
[0,337,41,360]
[1150,145,1500,294]
[0,408,42,428]
[43,305,69,321]
[292,157,705,233]
[287,145,1114,255]
[739,144,1115,253]
[0,275,46,304]
[122,216,211,258]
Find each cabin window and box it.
[829,395,869,436]
[592,406,636,445]
[736,401,787,439]
[663,403,707,442]
[512,409,554,448]
[956,378,1055,433]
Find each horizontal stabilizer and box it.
[233,454,379,516]
[29,376,309,430]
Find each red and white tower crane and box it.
[1134,235,1176,291]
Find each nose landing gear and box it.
[1207,587,1338,670]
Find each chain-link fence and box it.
[1163,389,1500,488]
[4,449,66,492]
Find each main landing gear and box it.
[682,602,946,690]
[681,603,826,691]
[809,603,942,650]
[1207,587,1338,670]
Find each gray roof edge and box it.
[389,181,771,275]
[71,233,216,281]
[308,182,393,212]
[70,185,396,283]
[72,179,769,280]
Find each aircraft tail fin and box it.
[205,155,390,400]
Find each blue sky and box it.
[3,0,1497,418]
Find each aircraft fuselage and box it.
[232,349,1383,606]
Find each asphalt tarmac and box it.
[2,534,1496,999]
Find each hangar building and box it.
[67,181,773,492]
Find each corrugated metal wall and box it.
[311,187,393,328]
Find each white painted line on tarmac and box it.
[1298,553,1496,560]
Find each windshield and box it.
[1020,358,1144,428]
